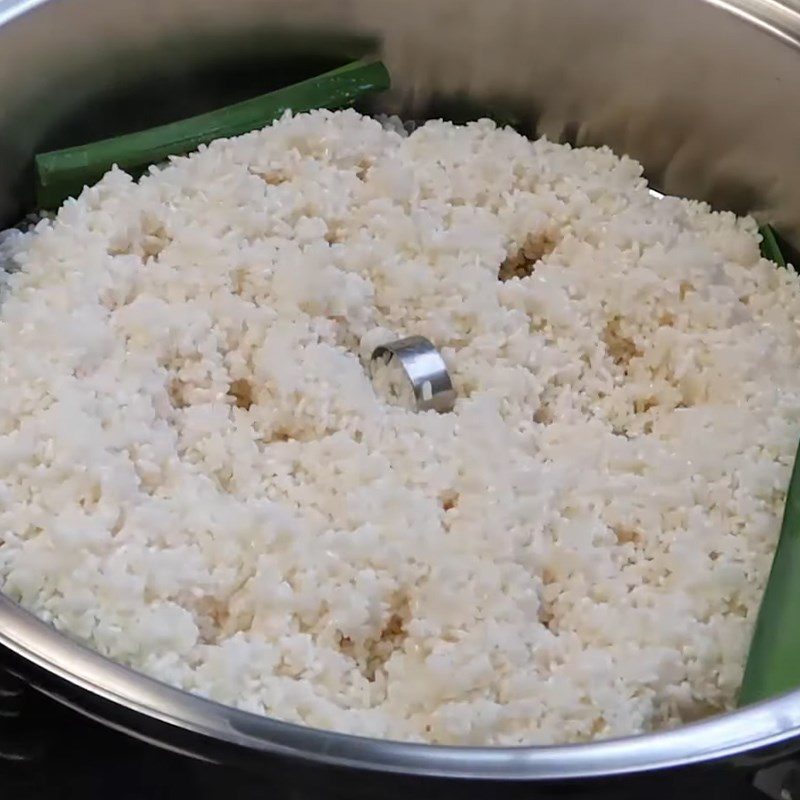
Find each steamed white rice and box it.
[1,109,800,745]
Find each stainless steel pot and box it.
[2,1,800,797]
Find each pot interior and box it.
[3,0,800,777]
[2,0,800,247]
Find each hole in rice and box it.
[498,230,558,281]
[228,378,255,410]
[659,312,676,327]
[613,526,643,545]
[440,489,460,511]
[602,316,641,367]
[328,314,359,349]
[363,610,409,682]
[726,597,749,617]
[633,396,658,415]
[538,602,555,631]
[339,595,412,684]
[168,376,190,409]
[542,567,558,585]
[195,596,231,645]
[325,227,345,245]
[356,157,374,181]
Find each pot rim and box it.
[2,593,800,780]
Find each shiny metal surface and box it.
[2,0,800,785]
[4,591,800,781]
[0,595,800,781]
[3,0,800,243]
[371,336,456,413]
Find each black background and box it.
[0,685,772,800]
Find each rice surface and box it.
[1,109,799,745]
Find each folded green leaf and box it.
[759,224,787,267]
[739,439,800,706]
[35,59,390,208]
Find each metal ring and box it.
[370,336,456,413]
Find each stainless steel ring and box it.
[370,336,456,413]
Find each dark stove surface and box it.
[0,677,773,800]
[0,685,281,800]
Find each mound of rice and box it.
[1,109,799,745]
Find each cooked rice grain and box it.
[1,109,799,745]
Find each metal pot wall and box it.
[3,1,800,797]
